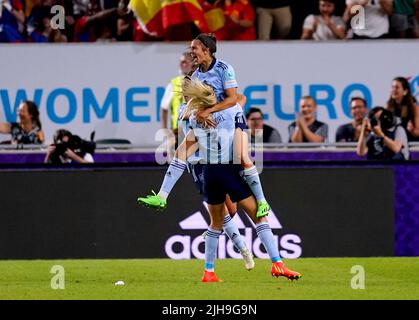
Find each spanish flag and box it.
[129,0,209,37]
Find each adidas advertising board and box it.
[165,203,302,260]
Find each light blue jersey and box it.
[189,104,243,164]
[178,102,203,164]
[192,59,238,102]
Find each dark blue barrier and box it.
[1,162,417,259]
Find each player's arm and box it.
[237,93,247,109]
[137,129,199,209]
[196,87,238,123]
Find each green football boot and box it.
[137,190,167,211]
[256,201,270,218]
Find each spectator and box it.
[45,129,95,164]
[289,96,328,143]
[301,0,346,40]
[245,107,282,144]
[49,27,68,42]
[73,0,125,42]
[200,0,227,40]
[386,76,419,141]
[391,0,419,38]
[161,51,195,131]
[357,106,409,160]
[27,2,68,43]
[344,0,393,39]
[336,97,369,142]
[255,0,292,40]
[0,101,44,144]
[73,0,91,18]
[0,0,25,42]
[224,0,256,40]
[116,2,133,41]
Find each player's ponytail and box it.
[181,77,217,119]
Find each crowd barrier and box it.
[1,162,417,259]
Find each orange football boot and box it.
[271,261,302,280]
[202,271,224,283]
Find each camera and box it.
[49,129,96,164]
[369,117,378,128]
[368,108,395,131]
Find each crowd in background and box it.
[0,0,418,43]
[1,75,417,161]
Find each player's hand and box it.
[203,117,216,128]
[196,108,212,124]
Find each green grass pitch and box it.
[0,257,418,300]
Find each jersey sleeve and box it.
[222,64,238,89]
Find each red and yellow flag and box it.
[129,0,209,37]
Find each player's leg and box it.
[202,202,225,283]
[137,131,198,209]
[225,194,237,218]
[234,127,270,218]
[239,196,302,280]
[222,195,254,270]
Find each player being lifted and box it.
[140,33,270,219]
[139,77,302,282]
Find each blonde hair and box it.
[181,77,217,119]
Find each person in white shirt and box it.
[344,0,393,39]
[302,0,346,40]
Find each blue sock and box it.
[223,215,246,251]
[158,158,187,200]
[242,166,266,203]
[256,222,281,263]
[205,227,222,272]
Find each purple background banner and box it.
[394,165,419,256]
[1,150,419,164]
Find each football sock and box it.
[205,227,222,272]
[256,222,281,263]
[158,158,187,200]
[242,166,266,203]
[223,215,246,251]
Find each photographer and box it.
[357,106,409,160]
[45,129,95,164]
